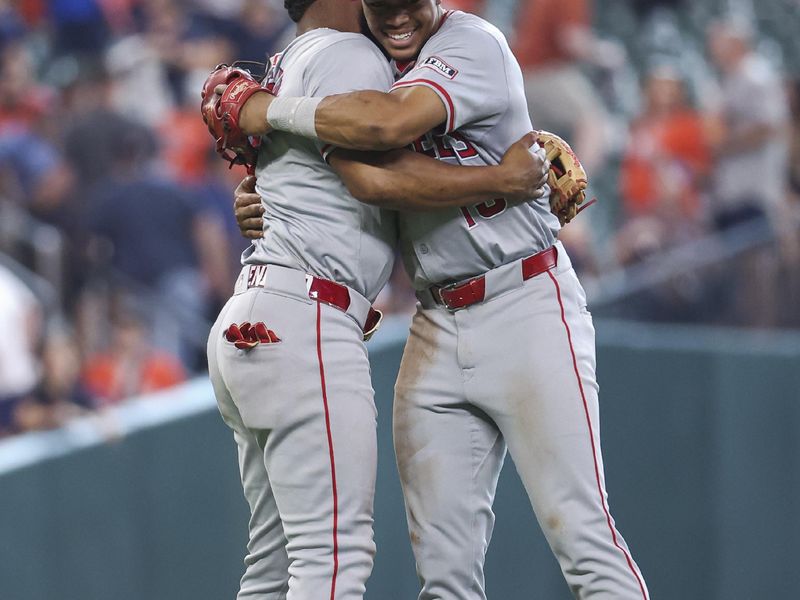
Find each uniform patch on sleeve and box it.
[420,56,458,79]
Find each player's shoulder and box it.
[298,29,392,95]
[301,29,386,63]
[436,11,506,45]
[426,10,509,56]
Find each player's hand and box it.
[497,132,550,203]
[234,175,265,239]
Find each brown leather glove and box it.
[536,131,594,226]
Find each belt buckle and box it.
[439,278,478,310]
[434,285,448,307]
[437,281,461,310]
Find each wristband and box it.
[266,96,322,139]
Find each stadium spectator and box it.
[706,18,790,232]
[85,125,232,364]
[0,128,72,216]
[2,0,800,438]
[0,42,73,221]
[12,325,93,433]
[0,264,42,437]
[232,0,291,64]
[788,78,800,198]
[81,302,186,406]
[618,65,711,245]
[705,18,791,326]
[191,148,252,274]
[60,60,146,191]
[513,0,624,173]
[0,2,28,46]
[48,0,110,55]
[0,42,55,131]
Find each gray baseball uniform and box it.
[391,11,649,599]
[207,29,395,600]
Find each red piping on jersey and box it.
[316,301,340,600]
[435,10,453,34]
[546,270,649,600]
[391,78,455,132]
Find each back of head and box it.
[285,0,318,22]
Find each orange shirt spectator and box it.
[83,352,186,405]
[159,107,213,184]
[82,316,187,406]
[621,71,711,219]
[513,0,589,69]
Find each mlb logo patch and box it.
[421,56,458,79]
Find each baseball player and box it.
[203,1,547,599]
[231,2,650,599]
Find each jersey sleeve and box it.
[303,35,394,159]
[391,23,509,134]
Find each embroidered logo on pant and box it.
[224,322,281,350]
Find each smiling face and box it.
[362,0,443,62]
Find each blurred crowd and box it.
[1,0,799,438]
[0,0,293,437]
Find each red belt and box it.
[429,246,558,310]
[243,265,382,335]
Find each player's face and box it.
[361,0,443,62]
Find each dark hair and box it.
[285,0,318,22]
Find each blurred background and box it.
[0,0,799,598]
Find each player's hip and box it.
[397,242,595,399]
[208,267,377,429]
[414,241,579,311]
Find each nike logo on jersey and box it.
[420,56,458,79]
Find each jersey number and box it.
[459,199,508,228]
[411,131,479,160]
[409,131,504,227]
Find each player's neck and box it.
[296,1,361,36]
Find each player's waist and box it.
[234,264,382,340]
[416,241,570,311]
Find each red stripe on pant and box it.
[546,271,648,600]
[316,301,339,600]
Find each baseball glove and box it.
[200,62,267,174]
[535,131,594,226]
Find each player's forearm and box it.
[265,91,420,151]
[333,149,507,210]
[313,91,418,150]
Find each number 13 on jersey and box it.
[460,198,508,228]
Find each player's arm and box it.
[239,85,447,151]
[328,133,548,210]
[312,86,445,150]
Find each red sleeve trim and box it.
[435,10,453,34]
[391,78,456,133]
